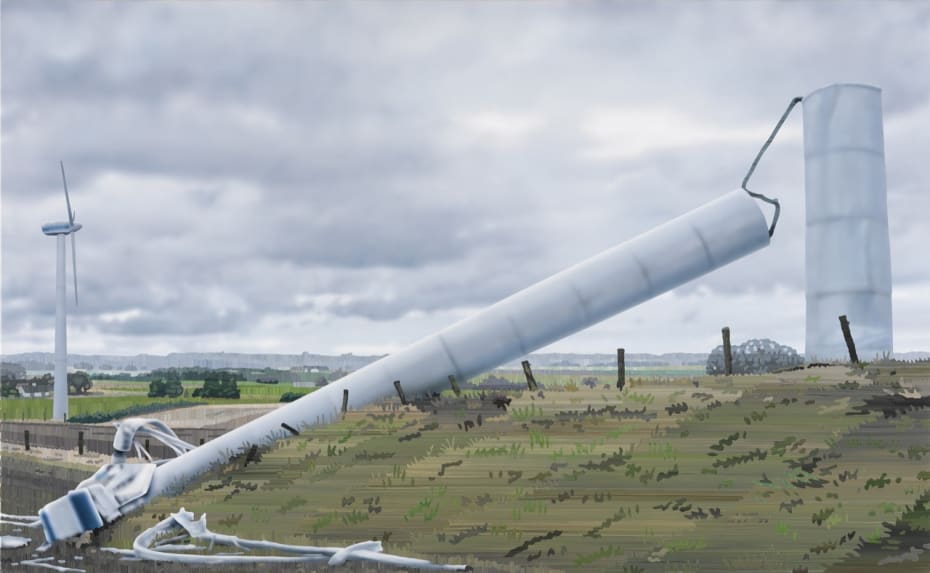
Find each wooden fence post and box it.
[448,375,461,396]
[78,431,85,455]
[521,360,538,391]
[617,348,626,390]
[393,380,408,405]
[24,429,30,451]
[839,315,859,364]
[722,327,733,375]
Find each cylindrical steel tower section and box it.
[802,84,893,361]
[148,189,771,499]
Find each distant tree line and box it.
[1,362,27,381]
[2,362,333,402]
[1,363,93,397]
[95,366,227,382]
[95,366,344,384]
[93,371,154,381]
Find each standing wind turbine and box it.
[41,162,82,421]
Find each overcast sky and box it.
[2,1,928,358]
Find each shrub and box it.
[193,374,240,399]
[1,378,19,398]
[68,371,93,394]
[148,377,183,398]
[706,338,803,375]
[280,391,308,403]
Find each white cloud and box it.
[578,106,801,160]
[452,111,543,145]
[99,308,144,324]
[892,283,930,352]
[1,1,927,358]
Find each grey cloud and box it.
[2,1,927,353]
[99,308,246,337]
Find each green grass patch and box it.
[0,395,203,421]
[0,385,315,420]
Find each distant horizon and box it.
[6,346,929,358]
[4,349,722,358]
[4,347,928,370]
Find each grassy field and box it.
[93,378,314,400]
[72,362,930,572]
[499,365,707,378]
[0,381,312,421]
[0,372,692,422]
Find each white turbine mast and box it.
[40,161,82,421]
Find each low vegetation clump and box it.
[279,391,309,403]
[68,400,202,424]
[147,372,183,398]
[192,373,240,399]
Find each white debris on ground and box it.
[1,535,33,549]
[896,388,923,399]
[1,512,42,550]
[104,508,471,570]
[1,513,41,528]
[17,556,85,573]
[5,416,470,571]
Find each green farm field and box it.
[0,380,311,421]
[2,363,929,572]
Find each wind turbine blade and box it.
[60,161,75,225]
[71,234,79,306]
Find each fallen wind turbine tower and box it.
[41,161,82,421]
[37,100,801,547]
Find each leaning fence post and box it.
[448,374,461,396]
[617,348,626,390]
[78,431,85,456]
[393,380,408,405]
[521,360,538,391]
[722,327,733,375]
[839,315,859,364]
[24,429,30,451]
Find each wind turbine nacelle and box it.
[42,222,82,236]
